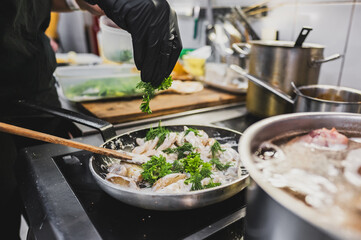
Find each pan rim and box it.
[89,124,249,197]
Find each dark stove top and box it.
[54,151,247,240]
[17,112,262,240]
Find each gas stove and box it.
[17,106,261,240]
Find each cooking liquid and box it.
[254,132,361,235]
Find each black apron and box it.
[0,1,62,238]
[0,0,59,111]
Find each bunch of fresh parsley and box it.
[136,76,173,114]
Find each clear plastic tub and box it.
[99,16,133,63]
[54,65,141,102]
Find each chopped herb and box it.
[145,122,171,149]
[141,155,173,185]
[211,140,226,158]
[163,142,194,159]
[185,128,202,137]
[172,160,184,173]
[185,173,204,191]
[181,153,203,176]
[136,76,173,114]
[210,158,232,171]
[204,180,221,189]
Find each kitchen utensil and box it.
[231,64,361,113]
[239,112,361,240]
[232,41,341,117]
[16,100,249,210]
[0,122,139,165]
[233,6,260,40]
[294,27,313,47]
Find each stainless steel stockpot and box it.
[233,41,341,117]
[239,112,361,240]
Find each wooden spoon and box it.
[0,122,141,165]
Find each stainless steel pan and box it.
[231,65,361,114]
[17,101,249,210]
[239,112,361,240]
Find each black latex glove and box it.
[94,0,182,87]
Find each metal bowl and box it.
[239,112,361,240]
[90,125,250,211]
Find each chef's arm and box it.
[86,0,182,87]
[51,0,104,16]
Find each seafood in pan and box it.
[106,124,242,193]
[254,128,361,232]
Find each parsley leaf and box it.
[145,122,171,149]
[163,142,194,159]
[185,128,202,137]
[210,140,226,158]
[204,180,221,189]
[210,158,232,171]
[141,155,173,185]
[136,76,173,114]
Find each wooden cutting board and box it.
[80,87,245,124]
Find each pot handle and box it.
[230,65,295,105]
[311,53,342,65]
[16,100,117,141]
[232,43,251,57]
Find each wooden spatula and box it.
[0,122,141,165]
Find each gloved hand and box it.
[93,0,182,87]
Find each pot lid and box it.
[250,40,324,49]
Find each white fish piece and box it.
[176,130,186,146]
[185,131,206,150]
[107,163,143,182]
[108,163,127,176]
[106,173,139,190]
[136,137,145,146]
[155,179,192,193]
[198,130,210,145]
[152,173,187,191]
[132,137,159,155]
[218,147,240,166]
[156,132,178,151]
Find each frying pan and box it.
[15,100,250,210]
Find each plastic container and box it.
[54,64,141,102]
[99,16,133,63]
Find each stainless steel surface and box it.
[239,112,361,240]
[242,40,341,117]
[230,65,294,104]
[295,84,361,113]
[232,65,361,114]
[90,124,250,211]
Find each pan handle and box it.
[232,43,251,57]
[311,53,341,65]
[16,100,117,141]
[230,65,295,104]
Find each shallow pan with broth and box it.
[91,124,249,210]
[231,65,361,114]
[239,112,361,240]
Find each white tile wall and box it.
[339,3,361,89]
[292,2,353,86]
[178,0,361,89]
